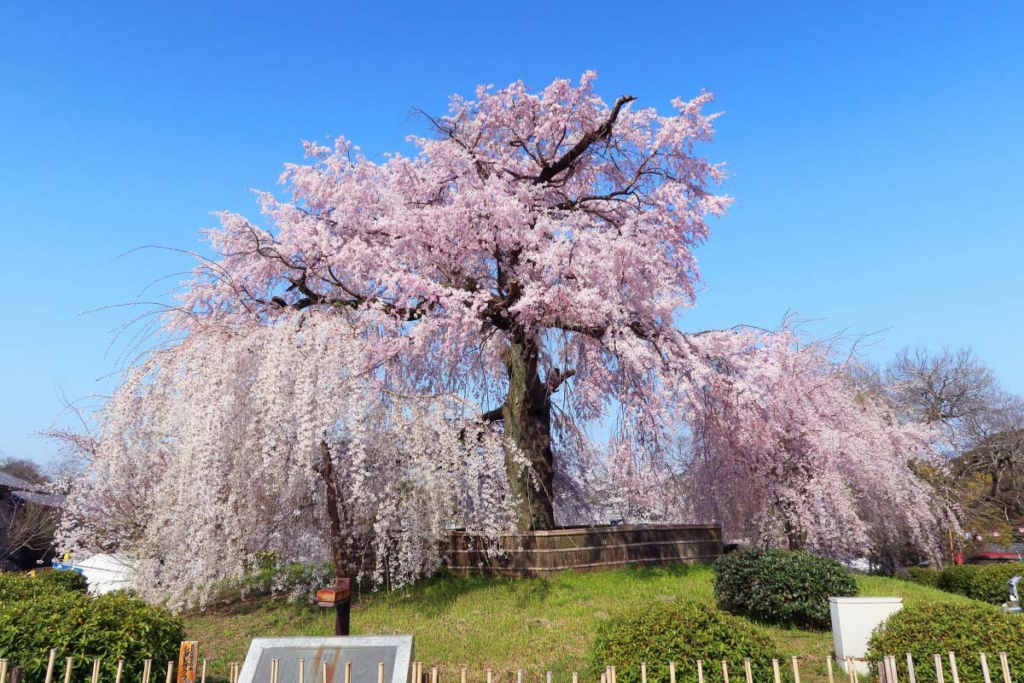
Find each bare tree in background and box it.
[887,347,1024,536]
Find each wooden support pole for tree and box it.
[669,662,676,683]
[791,657,801,683]
[641,663,647,683]
[721,661,729,683]
[461,669,467,683]
[948,653,960,683]
[697,660,704,683]
[934,655,944,683]
[321,662,328,683]
[166,661,175,683]
[906,654,916,683]
[981,654,992,683]
[116,660,125,683]
[826,657,834,683]
[772,659,781,683]
[379,664,385,683]
[141,660,152,683]
[0,658,8,683]
[345,662,352,683]
[744,660,753,683]
[998,653,1011,683]
[91,659,101,683]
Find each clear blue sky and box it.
[1,1,1021,464]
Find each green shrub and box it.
[588,601,782,683]
[867,602,1024,683]
[937,563,1024,604]
[0,591,184,682]
[712,548,857,629]
[0,570,87,602]
[906,566,939,588]
[35,569,89,593]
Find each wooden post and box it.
[44,650,58,683]
[642,663,647,683]
[379,664,385,683]
[998,653,1011,683]
[273,660,281,683]
[906,655,916,683]
[877,662,885,683]
[91,659,101,683]
[948,653,959,683]
[322,661,328,683]
[547,672,553,683]
[517,670,522,683]
[934,655,944,683]
[721,661,729,683]
[116,661,125,683]
[486,669,492,683]
[697,660,704,683]
[65,658,76,683]
[791,657,801,683]
[670,662,676,683]
[826,657,834,683]
[981,654,992,683]
[744,659,753,683]
[8,668,21,683]
[142,660,152,683]
[166,662,175,683]
[572,674,578,683]
[772,659,781,683]
[611,667,617,683]
[346,662,353,683]
[0,659,7,683]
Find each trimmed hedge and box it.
[713,549,857,629]
[905,566,938,588]
[867,602,1024,683]
[936,563,1024,604]
[589,602,781,683]
[0,586,183,682]
[0,570,87,602]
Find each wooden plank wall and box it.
[447,524,723,577]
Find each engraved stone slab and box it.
[238,636,413,683]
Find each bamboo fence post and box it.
[744,660,753,683]
[772,659,781,683]
[999,653,1011,683]
[65,658,76,683]
[379,664,385,683]
[906,654,916,683]
[696,660,703,683]
[934,655,944,683]
[721,661,729,683]
[981,654,992,683]
[669,662,676,683]
[791,657,801,683]
[948,653,959,683]
[826,657,834,683]
[44,650,57,683]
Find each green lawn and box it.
[186,566,977,683]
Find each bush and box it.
[713,548,858,629]
[0,570,87,601]
[937,563,1024,604]
[906,566,939,588]
[867,602,1024,683]
[589,601,782,683]
[0,591,184,681]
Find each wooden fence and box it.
[0,652,1016,683]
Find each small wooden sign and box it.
[177,642,199,683]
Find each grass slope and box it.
[186,567,977,683]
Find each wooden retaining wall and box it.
[447,523,722,577]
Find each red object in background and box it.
[955,550,964,565]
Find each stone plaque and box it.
[238,637,413,683]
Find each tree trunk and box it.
[319,440,347,578]
[502,333,556,530]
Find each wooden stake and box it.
[721,661,729,683]
[792,657,801,683]
[600,673,606,683]
[346,662,353,683]
[886,657,898,683]
[486,669,492,683]
[697,660,704,683]
[434,667,440,683]
[981,654,992,683]
[844,657,853,683]
[461,670,467,683]
[166,662,175,683]
[826,657,834,683]
[772,659,781,683]
[572,673,579,683]
[999,653,1011,683]
[934,655,944,683]
[517,670,522,683]
[744,659,753,683]
[851,657,859,683]
[611,667,617,683]
[379,663,385,683]
[642,663,647,683]
[948,653,959,683]
[669,662,676,683]
[906,654,916,683]
[299,660,305,683]
[322,661,328,683]
[66,658,77,683]
[92,659,101,683]
[199,661,204,683]
[547,672,552,683]
[44,650,57,683]
[0,659,8,683]
[877,662,885,683]
[272,660,280,683]
[116,661,125,683]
